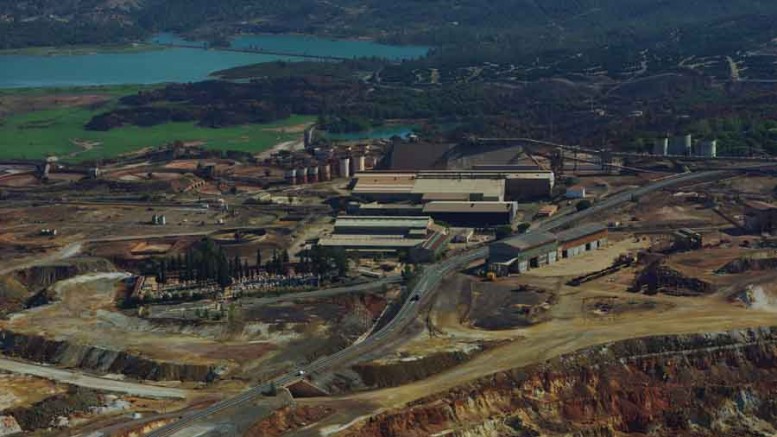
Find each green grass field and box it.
[0,105,314,161]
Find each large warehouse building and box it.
[332,216,432,236]
[351,170,554,203]
[422,201,517,226]
[488,232,559,275]
[412,178,505,202]
[488,224,609,275]
[319,216,449,256]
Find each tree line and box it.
[143,238,350,289]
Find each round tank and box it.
[320,164,332,181]
[339,158,351,178]
[351,155,366,173]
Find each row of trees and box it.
[151,239,233,288]
[145,238,350,289]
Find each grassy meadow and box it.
[0,85,314,161]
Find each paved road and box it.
[0,358,187,399]
[147,169,728,437]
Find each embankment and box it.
[0,330,216,382]
[351,348,484,390]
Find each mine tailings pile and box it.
[344,327,777,437]
[717,256,777,274]
[15,259,115,291]
[632,254,713,296]
[0,330,216,382]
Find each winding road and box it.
[148,169,729,436]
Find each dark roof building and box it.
[422,201,516,226]
[390,143,454,170]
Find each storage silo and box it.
[285,169,297,185]
[669,135,692,156]
[700,140,717,158]
[653,138,668,156]
[308,166,319,183]
[339,158,351,178]
[352,155,366,173]
[320,164,332,181]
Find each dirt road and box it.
[0,242,82,275]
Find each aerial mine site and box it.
[4,1,777,436]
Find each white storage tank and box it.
[285,169,298,184]
[352,155,366,173]
[699,140,717,158]
[339,158,351,178]
[653,138,668,156]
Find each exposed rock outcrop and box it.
[1,258,116,317]
[245,405,334,437]
[0,330,216,382]
[352,349,480,390]
[345,327,777,436]
[16,258,115,293]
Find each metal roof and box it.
[352,173,416,194]
[500,232,557,250]
[358,202,423,211]
[423,201,515,214]
[319,236,423,248]
[411,178,505,197]
[505,172,554,180]
[556,223,608,243]
[334,216,431,229]
[421,192,472,202]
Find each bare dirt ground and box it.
[0,372,64,410]
[0,273,274,371]
[256,139,305,160]
[296,231,777,435]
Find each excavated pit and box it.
[344,327,777,437]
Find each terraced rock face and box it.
[345,327,777,436]
[0,330,216,382]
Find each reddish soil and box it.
[245,405,334,437]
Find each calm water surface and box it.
[0,34,428,89]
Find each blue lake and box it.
[0,34,428,89]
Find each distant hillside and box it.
[2,0,777,66]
